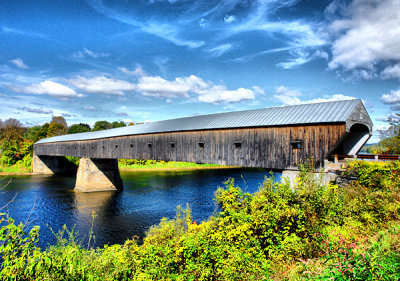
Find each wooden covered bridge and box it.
[33,99,372,192]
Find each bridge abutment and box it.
[32,155,77,175]
[74,158,123,192]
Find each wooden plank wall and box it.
[34,124,346,170]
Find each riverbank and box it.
[1,160,399,280]
[0,162,32,175]
[0,160,235,176]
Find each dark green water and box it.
[0,168,280,248]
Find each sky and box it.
[1,0,400,143]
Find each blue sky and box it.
[1,0,400,143]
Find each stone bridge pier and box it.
[33,155,123,192]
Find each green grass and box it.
[0,162,31,174]
[118,159,224,170]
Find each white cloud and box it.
[224,15,236,23]
[9,58,29,69]
[329,0,400,72]
[136,73,257,103]
[381,89,400,106]
[274,85,355,106]
[199,18,207,28]
[208,44,233,57]
[136,75,197,98]
[382,64,400,80]
[197,85,255,104]
[8,80,83,98]
[67,76,136,95]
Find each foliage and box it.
[111,121,126,128]
[0,119,32,166]
[376,113,400,154]
[51,116,68,131]
[46,123,66,138]
[118,159,221,169]
[92,121,113,131]
[68,123,91,134]
[0,161,400,280]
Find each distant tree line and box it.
[0,117,133,168]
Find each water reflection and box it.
[0,168,279,248]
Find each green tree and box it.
[0,118,30,165]
[377,114,400,154]
[47,123,66,138]
[68,123,91,134]
[92,121,112,131]
[112,121,126,128]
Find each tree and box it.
[47,123,66,138]
[377,113,400,154]
[0,118,29,165]
[68,123,91,134]
[51,116,68,131]
[112,121,126,128]
[92,121,112,131]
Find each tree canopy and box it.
[68,123,91,134]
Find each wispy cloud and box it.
[9,58,29,69]
[82,105,98,111]
[72,48,110,59]
[224,15,236,23]
[0,26,46,38]
[18,107,53,114]
[208,44,233,57]
[88,0,204,48]
[119,65,146,76]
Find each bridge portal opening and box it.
[330,123,371,156]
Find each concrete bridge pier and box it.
[32,155,77,175]
[74,158,123,192]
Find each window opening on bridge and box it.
[82,146,85,149]
[92,146,94,150]
[198,142,204,148]
[102,145,105,149]
[291,140,302,149]
[115,144,118,149]
[148,143,152,149]
[130,143,134,148]
[170,142,175,148]
[234,142,242,149]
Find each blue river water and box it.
[0,168,280,248]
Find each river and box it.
[0,168,280,248]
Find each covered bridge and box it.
[34,99,372,192]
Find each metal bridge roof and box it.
[36,99,362,144]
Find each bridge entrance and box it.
[330,123,371,156]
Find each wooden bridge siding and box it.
[34,124,346,170]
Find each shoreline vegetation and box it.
[1,160,400,280]
[0,159,235,176]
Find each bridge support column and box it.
[282,170,337,189]
[74,158,123,192]
[32,155,77,175]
